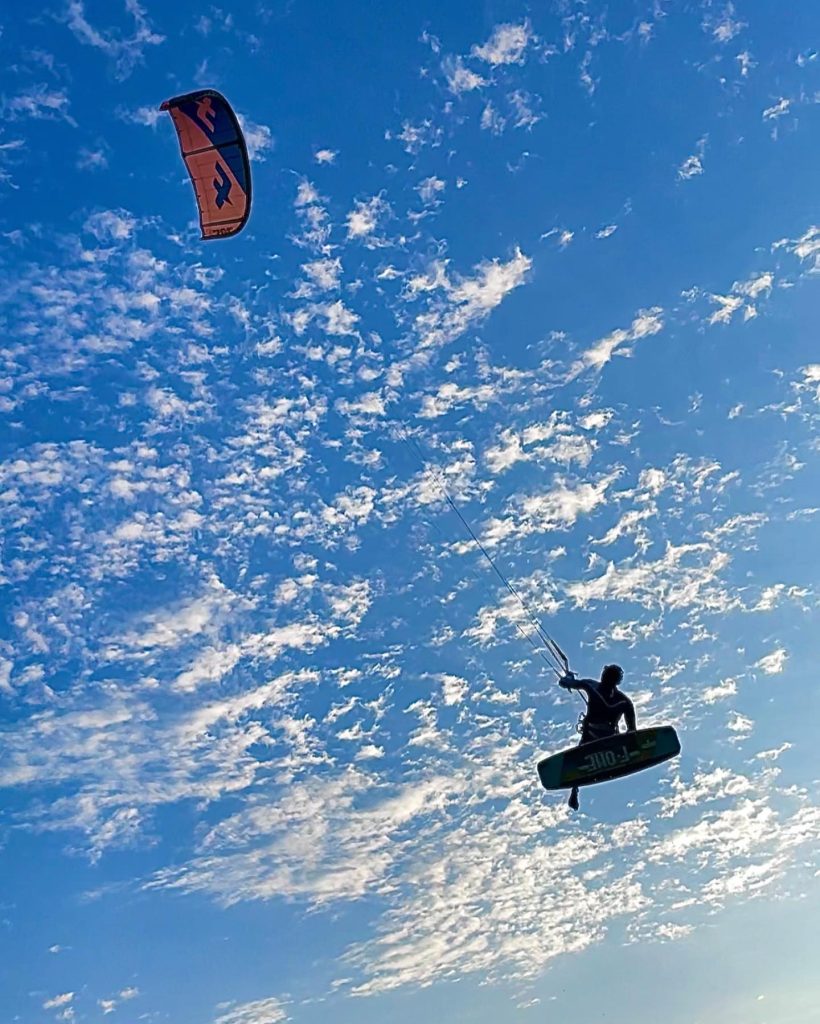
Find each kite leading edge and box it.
[160,88,251,240]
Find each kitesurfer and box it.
[559,664,637,811]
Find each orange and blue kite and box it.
[160,89,251,240]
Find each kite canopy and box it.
[160,89,251,240]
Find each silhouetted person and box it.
[559,664,636,811]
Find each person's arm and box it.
[622,696,637,732]
[559,674,596,696]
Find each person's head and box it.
[601,664,623,691]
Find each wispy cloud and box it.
[755,647,787,675]
[443,56,485,95]
[213,996,288,1024]
[569,308,664,378]
[64,0,164,79]
[678,136,708,181]
[472,22,533,66]
[703,4,746,44]
[3,85,75,124]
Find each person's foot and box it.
[567,788,579,811]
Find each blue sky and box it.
[1,2,820,1022]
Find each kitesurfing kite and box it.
[160,89,251,240]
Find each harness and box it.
[577,681,626,739]
[578,715,618,741]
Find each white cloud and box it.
[438,673,468,705]
[678,137,707,181]
[214,995,288,1024]
[65,0,165,79]
[752,583,808,612]
[394,119,443,154]
[755,742,792,761]
[569,308,664,377]
[346,195,389,240]
[763,97,790,122]
[44,993,74,1009]
[475,470,620,554]
[736,271,773,299]
[84,209,137,241]
[704,4,746,44]
[356,744,385,760]
[336,392,385,418]
[418,380,497,419]
[776,225,820,270]
[0,657,12,694]
[322,299,359,335]
[699,271,773,325]
[4,86,75,124]
[448,251,529,312]
[484,415,596,475]
[472,22,532,65]
[657,767,756,817]
[443,57,485,94]
[707,292,743,324]
[702,678,737,703]
[107,582,238,656]
[238,117,274,161]
[727,711,754,738]
[678,154,703,180]
[149,772,464,907]
[121,104,163,127]
[736,51,755,77]
[565,538,738,616]
[76,146,108,171]
[416,176,445,204]
[755,647,787,675]
[407,248,531,356]
[480,101,506,134]
[301,257,342,292]
[509,89,540,129]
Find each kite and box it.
[160,89,251,240]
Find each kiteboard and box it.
[537,726,680,791]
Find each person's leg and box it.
[568,723,619,811]
[568,723,603,811]
[568,725,594,811]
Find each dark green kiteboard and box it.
[537,726,681,791]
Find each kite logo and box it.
[213,162,233,207]
[196,96,216,133]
